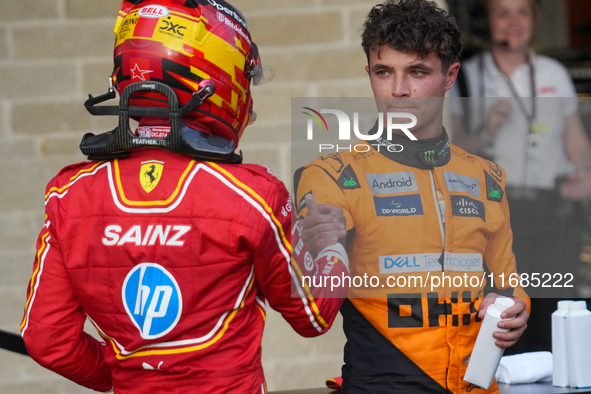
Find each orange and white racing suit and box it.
[295,130,529,393]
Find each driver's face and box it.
[366,46,459,139]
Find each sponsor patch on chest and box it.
[444,171,480,199]
[374,194,423,217]
[379,252,484,274]
[367,172,418,195]
[450,195,486,222]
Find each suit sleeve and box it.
[21,199,113,391]
[294,162,355,234]
[483,166,530,310]
[253,180,348,337]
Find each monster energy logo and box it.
[424,150,436,164]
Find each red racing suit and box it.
[294,130,529,394]
[21,148,348,393]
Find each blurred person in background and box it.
[449,0,591,354]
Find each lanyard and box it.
[479,52,538,145]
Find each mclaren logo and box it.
[140,160,164,193]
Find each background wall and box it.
[0,0,441,392]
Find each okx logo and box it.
[302,107,418,153]
[122,263,182,340]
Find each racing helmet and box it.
[111,0,263,148]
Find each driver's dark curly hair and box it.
[361,0,462,70]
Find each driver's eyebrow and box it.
[370,63,392,73]
[370,62,434,74]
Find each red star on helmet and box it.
[131,63,154,81]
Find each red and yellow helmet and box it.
[112,0,262,147]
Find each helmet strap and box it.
[80,81,241,163]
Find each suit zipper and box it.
[429,169,451,390]
[429,170,445,249]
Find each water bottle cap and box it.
[495,296,515,310]
[568,301,588,310]
[557,300,574,310]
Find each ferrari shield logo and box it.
[140,160,164,193]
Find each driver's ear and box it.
[444,62,461,92]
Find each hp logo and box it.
[122,263,182,340]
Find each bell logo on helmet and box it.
[138,5,170,19]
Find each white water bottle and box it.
[552,300,573,387]
[464,296,515,389]
[565,301,591,388]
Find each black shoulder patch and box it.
[485,171,504,202]
[485,161,503,184]
[338,164,361,189]
[320,153,345,173]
